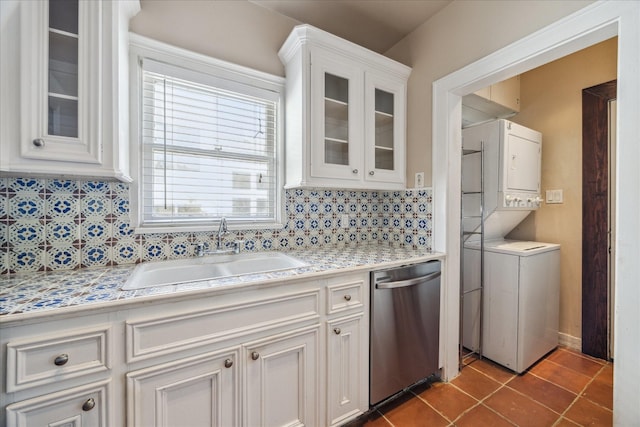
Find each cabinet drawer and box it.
[6,326,111,392]
[6,379,110,427]
[327,280,365,315]
[126,290,319,362]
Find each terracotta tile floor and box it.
[346,347,612,427]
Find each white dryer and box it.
[461,119,560,373]
[463,240,560,373]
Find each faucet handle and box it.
[193,242,208,256]
[232,240,243,254]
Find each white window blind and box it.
[139,58,279,227]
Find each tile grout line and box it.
[556,362,613,423]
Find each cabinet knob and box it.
[224,358,233,368]
[352,169,358,174]
[82,398,95,412]
[54,354,69,366]
[251,351,260,361]
[343,294,352,301]
[369,171,375,176]
[32,138,45,148]
[333,328,341,335]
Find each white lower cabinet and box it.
[6,380,110,427]
[127,350,240,427]
[244,326,319,427]
[2,272,372,427]
[327,314,366,427]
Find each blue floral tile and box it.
[8,220,44,246]
[142,240,170,262]
[81,181,110,194]
[46,194,78,220]
[46,246,80,271]
[46,179,77,194]
[8,247,44,273]
[0,189,7,219]
[82,245,111,267]
[81,220,111,244]
[46,220,78,244]
[82,195,111,216]
[112,240,140,265]
[9,193,44,219]
[7,178,45,193]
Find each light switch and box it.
[545,189,563,204]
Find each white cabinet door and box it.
[6,380,110,427]
[326,314,365,427]
[0,0,137,181]
[310,50,364,182]
[364,72,406,186]
[127,350,239,427]
[244,325,319,427]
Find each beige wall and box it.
[507,38,618,341]
[385,0,593,186]
[129,0,300,76]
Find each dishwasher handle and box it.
[375,271,441,289]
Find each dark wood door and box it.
[582,80,616,360]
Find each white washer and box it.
[463,239,560,373]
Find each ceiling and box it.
[250,0,452,53]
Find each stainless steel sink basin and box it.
[122,252,308,290]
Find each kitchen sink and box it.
[122,252,308,290]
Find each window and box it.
[130,36,284,232]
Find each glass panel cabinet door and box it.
[365,72,406,185]
[310,51,363,181]
[48,0,80,138]
[19,0,102,163]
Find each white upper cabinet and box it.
[279,25,411,190]
[462,75,521,127]
[0,0,140,181]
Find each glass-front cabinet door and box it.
[310,51,363,181]
[20,0,102,163]
[364,72,406,185]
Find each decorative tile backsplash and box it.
[0,177,432,274]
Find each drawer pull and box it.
[224,359,233,368]
[54,354,69,366]
[333,328,341,335]
[344,294,352,301]
[82,398,95,411]
[251,351,260,361]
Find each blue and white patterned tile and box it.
[46,179,78,194]
[19,294,78,313]
[8,246,45,273]
[46,220,79,244]
[168,235,192,259]
[81,181,110,194]
[46,194,78,220]
[110,181,130,197]
[46,245,81,271]
[113,219,135,239]
[82,245,112,268]
[0,248,7,275]
[0,187,7,220]
[81,219,111,244]
[9,193,44,219]
[82,195,112,217]
[142,239,170,262]
[7,178,45,193]
[112,239,140,265]
[112,196,130,218]
[8,220,44,246]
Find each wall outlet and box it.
[341,214,350,228]
[415,172,425,188]
[546,189,564,204]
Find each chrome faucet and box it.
[193,218,241,257]
[217,217,228,250]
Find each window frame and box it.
[129,33,286,233]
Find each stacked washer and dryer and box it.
[461,119,560,374]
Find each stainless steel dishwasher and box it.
[370,260,441,406]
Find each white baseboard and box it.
[558,332,581,351]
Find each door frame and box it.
[582,80,616,360]
[432,1,640,423]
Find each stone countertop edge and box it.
[0,246,445,325]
